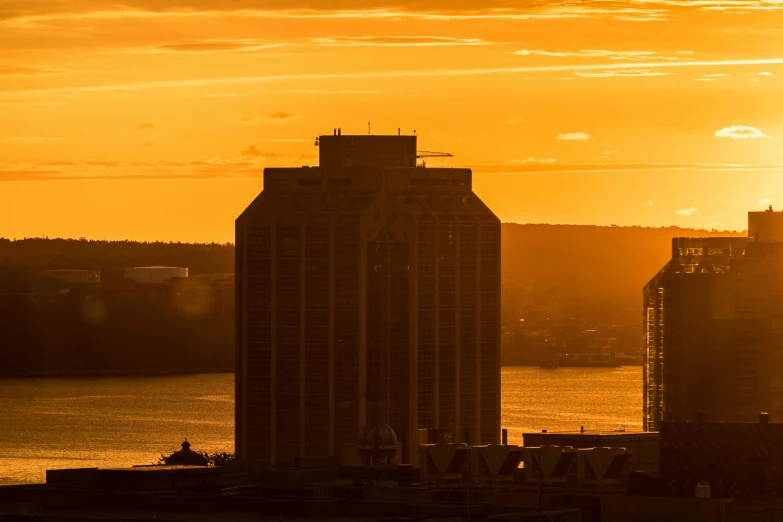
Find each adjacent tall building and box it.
[235,131,501,465]
[643,208,783,431]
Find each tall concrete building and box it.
[235,131,501,465]
[643,208,783,431]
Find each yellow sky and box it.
[2,0,783,242]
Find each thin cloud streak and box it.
[5,57,783,97]
[151,40,288,53]
[558,132,590,140]
[511,49,681,60]
[573,69,671,77]
[314,36,494,47]
[0,6,669,27]
[676,207,698,216]
[471,163,783,175]
[0,64,72,76]
[7,160,783,182]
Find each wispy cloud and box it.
[241,144,274,158]
[748,72,774,76]
[314,36,493,47]
[675,207,698,216]
[6,57,783,97]
[470,162,783,175]
[714,125,771,139]
[151,39,287,54]
[507,157,558,164]
[558,132,590,141]
[242,111,299,124]
[511,49,681,61]
[593,150,620,160]
[0,5,670,28]
[0,155,318,181]
[658,0,783,12]
[695,72,728,81]
[645,200,654,206]
[758,198,773,207]
[7,160,783,182]
[0,64,71,76]
[267,111,297,121]
[573,69,671,78]
[704,222,719,229]
[0,136,60,143]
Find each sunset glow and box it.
[3,0,783,241]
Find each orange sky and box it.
[2,0,783,242]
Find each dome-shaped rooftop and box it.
[356,407,397,466]
[164,440,208,467]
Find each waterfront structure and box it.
[643,208,783,431]
[125,266,188,284]
[42,269,100,285]
[235,131,501,465]
[164,440,208,466]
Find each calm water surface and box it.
[0,366,641,485]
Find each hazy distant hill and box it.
[501,224,744,326]
[0,238,233,290]
[0,225,744,376]
[1,225,743,319]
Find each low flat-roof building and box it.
[42,269,100,285]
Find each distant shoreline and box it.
[0,368,234,379]
[0,363,644,379]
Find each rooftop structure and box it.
[317,130,417,168]
[235,131,501,467]
[523,430,660,475]
[748,205,783,242]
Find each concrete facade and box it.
[235,133,501,465]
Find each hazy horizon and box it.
[0,220,750,244]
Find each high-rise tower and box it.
[643,208,783,431]
[235,131,501,465]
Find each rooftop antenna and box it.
[368,122,371,135]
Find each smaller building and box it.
[558,330,618,367]
[164,440,208,467]
[523,431,660,474]
[42,269,100,285]
[125,266,188,284]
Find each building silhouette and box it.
[644,208,783,431]
[235,131,501,464]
